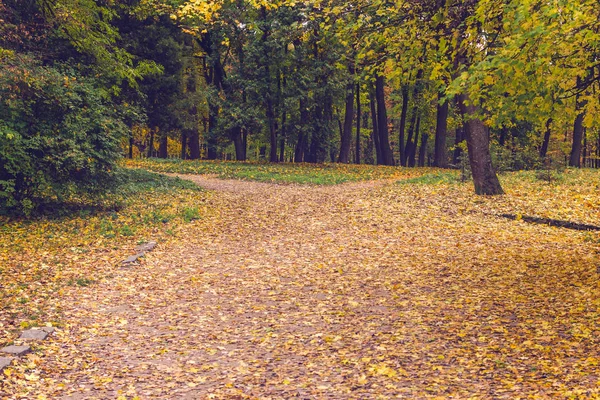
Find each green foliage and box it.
[0,55,127,214]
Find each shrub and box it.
[0,54,127,214]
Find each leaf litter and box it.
[1,170,599,399]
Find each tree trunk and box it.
[338,73,355,163]
[355,83,361,164]
[242,128,248,160]
[418,130,428,167]
[453,126,464,165]
[180,131,187,159]
[404,108,417,166]
[399,86,409,167]
[159,134,168,159]
[408,117,420,167]
[583,131,588,167]
[207,105,218,160]
[375,75,394,166]
[369,89,382,165]
[188,129,201,160]
[499,126,508,147]
[147,127,155,158]
[128,132,133,159]
[232,127,245,161]
[433,94,448,167]
[539,118,552,160]
[279,110,286,162]
[458,93,504,195]
[295,99,308,163]
[569,112,585,168]
[267,99,278,162]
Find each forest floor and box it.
[2,166,600,399]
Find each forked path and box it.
[40,175,599,399]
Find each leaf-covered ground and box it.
[1,167,599,399]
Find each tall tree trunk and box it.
[159,134,168,158]
[433,94,449,167]
[364,110,374,164]
[188,128,201,160]
[242,128,248,160]
[458,93,504,195]
[279,110,286,162]
[418,130,428,167]
[147,127,155,158]
[355,83,361,164]
[128,131,134,159]
[569,112,585,168]
[295,99,308,163]
[399,86,409,167]
[180,131,187,159]
[499,126,508,147]
[404,107,418,166]
[369,89,382,165]
[207,105,218,160]
[453,126,464,165]
[338,70,355,163]
[232,127,245,161]
[539,118,552,159]
[403,70,423,166]
[583,129,588,167]
[408,117,420,167]
[375,75,394,166]
[267,99,278,162]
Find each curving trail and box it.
[34,175,599,399]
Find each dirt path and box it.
[34,175,599,399]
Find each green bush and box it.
[0,55,127,214]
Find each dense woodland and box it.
[1,0,600,212]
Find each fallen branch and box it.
[499,214,600,231]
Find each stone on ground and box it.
[1,345,31,356]
[0,357,13,371]
[20,329,49,341]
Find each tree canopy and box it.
[1,0,600,211]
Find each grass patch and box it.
[398,172,461,185]
[124,158,437,185]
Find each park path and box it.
[36,175,599,399]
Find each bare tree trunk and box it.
[355,83,361,164]
[369,88,382,165]
[128,131,134,159]
[295,99,308,162]
[408,117,420,167]
[418,129,428,168]
[180,131,187,159]
[375,75,394,166]
[338,70,355,163]
[399,86,409,167]
[433,94,448,167]
[404,108,417,166]
[539,118,552,160]
[279,111,286,163]
[569,112,585,168]
[188,128,201,160]
[158,134,168,159]
[232,127,245,161]
[147,127,155,158]
[458,93,504,195]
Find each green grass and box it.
[124,158,436,185]
[398,172,462,185]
